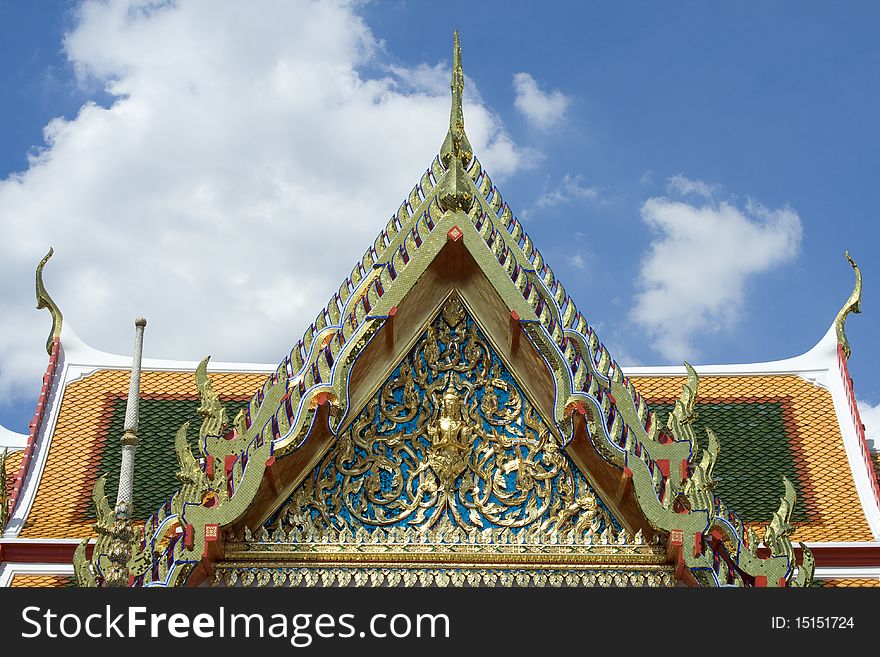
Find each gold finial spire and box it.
[835,251,862,360]
[35,247,63,355]
[440,30,473,171]
[438,32,475,213]
[450,31,464,131]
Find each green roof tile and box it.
[652,401,808,523]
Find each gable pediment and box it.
[217,295,668,586]
[270,294,630,539]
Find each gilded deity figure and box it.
[426,388,471,489]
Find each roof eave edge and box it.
[621,322,839,378]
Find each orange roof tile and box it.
[9,574,74,587]
[20,369,265,539]
[630,374,874,543]
[4,449,22,504]
[818,578,880,588]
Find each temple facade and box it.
[1,34,878,588]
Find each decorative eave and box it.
[101,33,814,587]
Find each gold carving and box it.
[35,247,63,355]
[214,563,675,588]
[835,251,862,360]
[426,387,471,494]
[438,32,475,212]
[764,476,796,561]
[74,473,152,587]
[441,293,466,327]
[72,540,97,587]
[761,475,814,586]
[74,474,113,587]
[195,356,229,441]
[271,294,622,547]
[440,32,473,171]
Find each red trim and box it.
[0,541,93,564]
[799,545,880,567]
[837,344,880,510]
[447,226,463,242]
[7,337,62,522]
[202,524,219,559]
[746,544,880,567]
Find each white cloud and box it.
[0,0,529,406]
[388,62,449,96]
[567,253,587,270]
[610,344,643,368]
[512,72,569,130]
[588,322,641,368]
[535,174,599,209]
[631,193,802,361]
[666,174,720,199]
[389,63,486,104]
[858,399,880,451]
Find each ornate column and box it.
[104,317,146,587]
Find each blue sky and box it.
[0,1,877,438]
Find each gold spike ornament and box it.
[35,247,63,355]
[835,251,862,360]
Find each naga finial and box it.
[835,251,862,360]
[764,476,797,560]
[196,356,229,441]
[35,247,63,355]
[440,31,473,172]
[74,473,114,587]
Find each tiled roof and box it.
[630,374,874,543]
[4,449,22,505]
[814,578,880,587]
[90,397,249,521]
[9,574,75,587]
[19,367,873,545]
[20,369,264,539]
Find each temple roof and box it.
[9,345,875,545]
[2,33,878,588]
